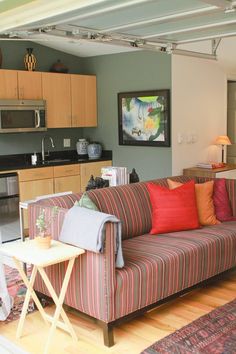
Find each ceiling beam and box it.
[200,0,233,8]
[40,0,155,27]
[176,30,236,44]
[172,48,217,60]
[142,18,236,39]
[100,6,218,33]
[0,0,108,33]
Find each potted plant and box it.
[35,206,59,249]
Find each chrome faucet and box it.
[41,136,55,163]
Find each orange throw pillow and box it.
[167,179,220,226]
[147,180,200,234]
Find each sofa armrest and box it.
[28,202,117,322]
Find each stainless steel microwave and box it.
[0,99,47,133]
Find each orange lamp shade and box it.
[215,135,232,145]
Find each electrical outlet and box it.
[63,138,71,147]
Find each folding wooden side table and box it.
[0,239,85,354]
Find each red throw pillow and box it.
[213,178,234,221]
[147,180,200,235]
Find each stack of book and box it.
[196,162,225,169]
[101,166,129,186]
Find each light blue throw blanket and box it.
[59,205,124,268]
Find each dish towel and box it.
[59,205,124,268]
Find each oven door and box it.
[0,173,20,243]
[0,196,20,243]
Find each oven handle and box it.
[35,110,40,128]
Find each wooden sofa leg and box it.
[101,323,114,347]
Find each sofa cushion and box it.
[213,178,234,221]
[75,192,99,211]
[114,222,236,319]
[168,179,220,226]
[147,180,199,234]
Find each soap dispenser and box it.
[31,152,37,165]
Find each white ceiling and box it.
[0,0,236,67]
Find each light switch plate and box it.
[63,138,71,147]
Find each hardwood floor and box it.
[0,269,235,354]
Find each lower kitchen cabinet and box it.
[53,164,81,193]
[18,167,54,229]
[80,160,112,191]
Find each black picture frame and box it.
[118,89,170,147]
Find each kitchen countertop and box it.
[0,150,112,172]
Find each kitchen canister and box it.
[76,139,89,156]
[87,142,102,159]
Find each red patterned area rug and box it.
[141,298,236,354]
[3,265,35,323]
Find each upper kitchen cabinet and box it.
[71,75,97,127]
[0,70,42,100]
[17,71,42,99]
[42,72,71,128]
[0,69,18,99]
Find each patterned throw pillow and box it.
[213,178,234,221]
[167,179,220,226]
[147,180,200,234]
[74,192,99,211]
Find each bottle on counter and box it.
[31,152,37,165]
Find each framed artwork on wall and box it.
[118,89,170,147]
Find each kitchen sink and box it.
[43,158,71,164]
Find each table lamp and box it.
[214,135,231,163]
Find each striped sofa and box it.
[28,175,236,346]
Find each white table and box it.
[0,239,85,354]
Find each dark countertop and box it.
[0,150,112,172]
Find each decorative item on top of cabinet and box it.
[50,59,68,73]
[24,48,37,71]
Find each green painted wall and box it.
[83,51,172,181]
[0,41,85,73]
[0,42,172,180]
[0,41,85,155]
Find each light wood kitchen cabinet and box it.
[80,160,112,191]
[0,70,42,100]
[0,69,18,99]
[71,75,97,127]
[53,164,81,193]
[42,72,71,128]
[18,167,54,228]
[17,71,42,99]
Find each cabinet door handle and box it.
[65,169,74,173]
[19,87,23,98]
